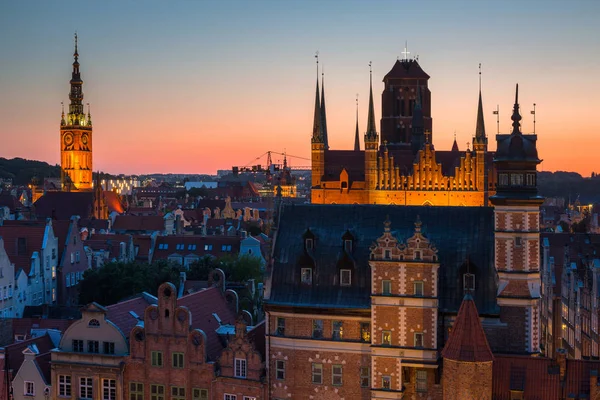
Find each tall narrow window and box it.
[151,351,163,367]
[59,375,71,397]
[382,330,392,346]
[312,319,323,339]
[340,269,351,286]
[312,363,323,384]
[130,383,144,400]
[301,268,312,284]
[103,341,115,355]
[416,370,428,392]
[360,322,371,342]
[463,273,475,292]
[414,281,424,297]
[305,238,313,250]
[276,360,285,380]
[171,387,185,400]
[72,339,84,352]
[172,352,184,368]
[382,280,392,295]
[150,384,165,400]
[79,377,93,399]
[385,249,391,259]
[382,376,391,390]
[276,317,285,336]
[24,381,35,396]
[360,367,370,388]
[235,358,247,378]
[414,332,424,348]
[332,365,343,386]
[332,321,343,340]
[344,239,352,252]
[102,379,116,400]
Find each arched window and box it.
[88,319,100,328]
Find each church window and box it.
[416,370,428,392]
[382,280,392,295]
[344,239,352,252]
[276,317,285,336]
[332,365,343,386]
[382,376,391,390]
[312,363,323,384]
[414,281,424,297]
[305,238,313,250]
[301,268,312,285]
[340,269,351,286]
[360,367,370,387]
[312,320,323,339]
[526,173,536,186]
[499,173,509,186]
[361,323,371,342]
[414,332,424,348]
[382,330,392,346]
[464,273,475,292]
[332,321,343,340]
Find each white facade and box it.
[0,238,16,317]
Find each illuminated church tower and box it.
[60,34,93,191]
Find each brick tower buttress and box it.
[60,33,93,191]
[490,84,544,354]
[364,65,379,193]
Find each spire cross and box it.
[401,41,410,60]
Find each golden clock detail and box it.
[64,133,73,146]
[82,134,88,145]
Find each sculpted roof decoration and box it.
[370,215,438,262]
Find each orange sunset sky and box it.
[1,1,599,176]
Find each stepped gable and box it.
[268,204,496,314]
[441,293,493,362]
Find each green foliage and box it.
[538,171,600,203]
[0,157,60,185]
[78,260,181,306]
[187,254,263,283]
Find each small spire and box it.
[474,64,486,143]
[311,53,322,143]
[511,83,522,135]
[452,131,459,152]
[354,94,360,151]
[320,67,329,149]
[365,61,378,141]
[74,32,78,60]
[383,215,391,232]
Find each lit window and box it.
[204,244,213,251]
[414,281,424,297]
[301,268,312,284]
[276,360,285,380]
[382,376,391,390]
[151,351,163,367]
[416,370,427,392]
[276,317,285,336]
[59,375,71,397]
[312,320,323,339]
[360,367,370,388]
[130,383,144,400]
[340,269,351,286]
[176,244,184,251]
[24,381,35,396]
[382,280,392,295]
[235,358,247,378]
[510,173,524,186]
[192,388,208,400]
[171,386,185,400]
[312,363,323,384]
[79,377,93,399]
[332,321,343,340]
[382,330,392,346]
[150,384,164,400]
[414,332,424,348]
[526,173,535,186]
[361,323,371,342]
[332,364,343,386]
[172,352,184,368]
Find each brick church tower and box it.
[60,34,93,191]
[490,84,544,353]
[311,64,327,189]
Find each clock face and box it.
[81,134,88,145]
[63,133,73,146]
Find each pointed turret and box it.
[354,97,360,151]
[451,135,459,152]
[364,63,379,192]
[311,58,326,192]
[320,72,329,149]
[473,64,488,149]
[365,64,378,142]
[311,75,323,143]
[511,83,522,135]
[68,33,85,125]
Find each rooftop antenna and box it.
[493,105,500,134]
[531,103,536,134]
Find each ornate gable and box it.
[370,216,438,262]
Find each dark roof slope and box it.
[34,191,94,220]
[268,204,497,314]
[113,215,164,232]
[0,224,46,275]
[492,354,560,398]
[441,294,493,362]
[383,59,430,81]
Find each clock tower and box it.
[60,34,93,191]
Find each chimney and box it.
[555,348,567,382]
[202,213,208,236]
[119,242,126,261]
[240,230,247,239]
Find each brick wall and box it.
[442,359,492,400]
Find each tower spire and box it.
[320,67,329,149]
[511,83,522,135]
[354,94,360,151]
[365,61,378,141]
[474,64,487,145]
[68,32,84,125]
[311,53,322,143]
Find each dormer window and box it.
[464,273,475,292]
[526,173,536,186]
[301,268,312,285]
[340,269,351,286]
[344,240,352,253]
[499,173,509,186]
[305,238,313,250]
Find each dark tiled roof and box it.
[268,204,497,314]
[323,150,365,182]
[0,224,46,275]
[492,354,560,399]
[383,59,430,80]
[106,294,156,337]
[34,191,94,220]
[247,320,266,360]
[441,294,493,362]
[12,318,76,338]
[113,215,164,232]
[1,334,55,375]
[178,287,237,360]
[79,218,110,232]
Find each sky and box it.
[1,0,599,176]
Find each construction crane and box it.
[231,151,310,177]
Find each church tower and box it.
[490,84,544,353]
[473,66,489,202]
[311,62,325,190]
[60,34,93,191]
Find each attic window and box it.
[464,273,475,292]
[305,238,313,250]
[526,173,535,186]
[158,243,168,250]
[88,319,100,328]
[344,240,352,253]
[510,173,524,186]
[340,269,351,286]
[176,244,184,250]
[301,268,312,285]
